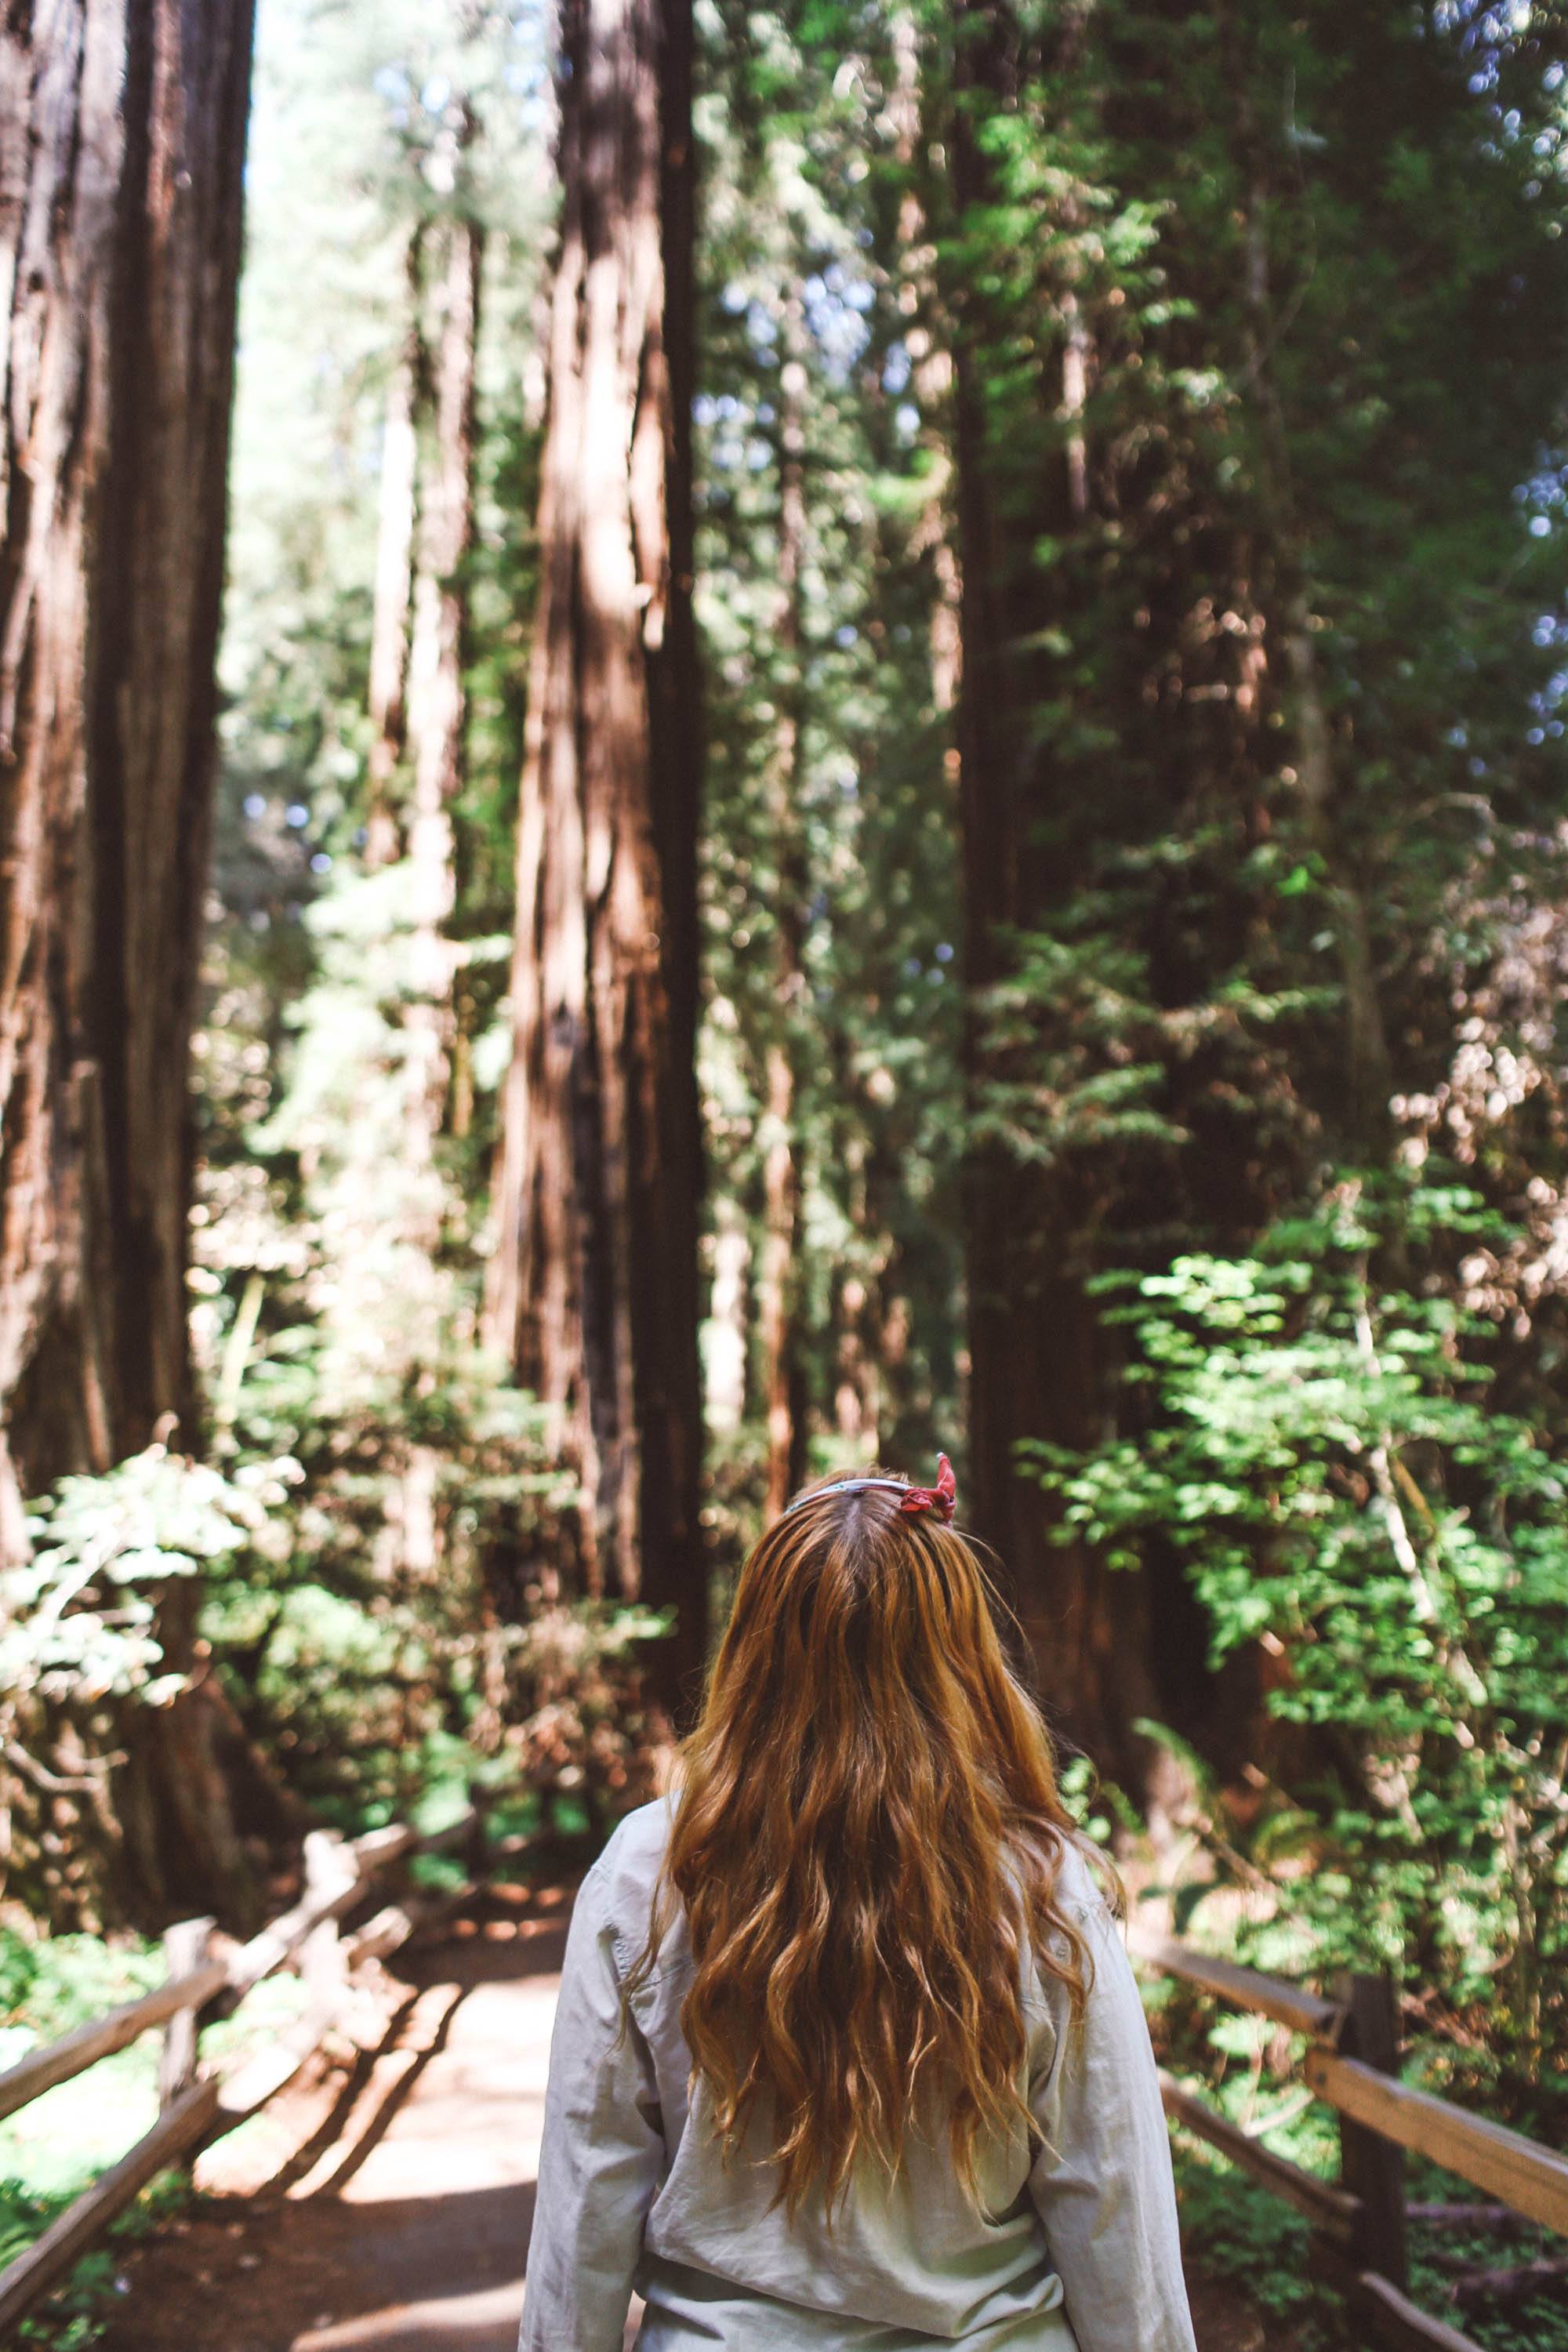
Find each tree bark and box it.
[758,290,808,1517]
[0,0,259,1918]
[1235,166,1393,1153]
[889,5,960,723]
[486,0,706,1722]
[945,0,1161,1785]
[363,228,427,871]
[404,201,482,1204]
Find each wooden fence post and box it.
[300,1831,354,2032]
[466,1784,491,1887]
[158,1917,215,2110]
[1336,1968,1408,2292]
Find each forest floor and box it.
[96,1882,1301,2352]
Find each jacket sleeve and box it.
[519,1850,667,2352]
[1026,1881,1200,2352]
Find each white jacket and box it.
[519,1795,1200,2352]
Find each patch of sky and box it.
[802,265,874,382]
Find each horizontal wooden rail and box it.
[1127,1922,1344,2039]
[1156,2067,1359,2237]
[1353,2270,1487,2352]
[351,1821,426,1870]
[1305,2049,1568,2240]
[0,1790,502,2334]
[1131,1914,1566,2352]
[1308,2231,1488,2352]
[227,1852,371,1990]
[0,2078,220,2336]
[0,1958,230,2125]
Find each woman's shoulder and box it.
[1002,1824,1117,1920]
[597,1791,678,1870]
[1045,1831,1120,1926]
[585,1792,689,1981]
[1013,1830,1122,2022]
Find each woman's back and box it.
[518,1461,1199,2352]
[521,1791,1197,2351]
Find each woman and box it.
[520,1459,1199,2352]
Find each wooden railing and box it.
[0,1794,496,2336]
[7,1831,1563,2347]
[1127,1922,1568,2350]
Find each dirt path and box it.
[100,1885,634,2352]
[100,1884,1276,2352]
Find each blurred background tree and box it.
[0,0,261,1922]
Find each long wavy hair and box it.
[616,1465,1120,2227]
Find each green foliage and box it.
[5,2172,191,2352]
[0,1929,310,2348]
[1,1447,299,1710]
[0,1929,162,2069]
[1171,2149,1330,2339]
[692,0,965,1535]
[1026,1171,1568,2066]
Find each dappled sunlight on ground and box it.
[98,1886,656,2352]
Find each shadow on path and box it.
[99,1890,597,2352]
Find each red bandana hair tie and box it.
[783,1454,957,1523]
[899,1454,957,1519]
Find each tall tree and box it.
[0,0,259,1907]
[364,227,427,871]
[757,287,809,1516]
[405,123,484,1202]
[941,0,1163,1784]
[938,0,1568,1792]
[486,0,706,1716]
[694,0,965,1515]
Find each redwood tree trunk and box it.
[0,0,258,1917]
[758,289,808,1518]
[405,202,482,1197]
[946,0,1160,1787]
[486,0,706,1721]
[364,227,427,872]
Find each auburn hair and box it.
[616,1465,1120,2228]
